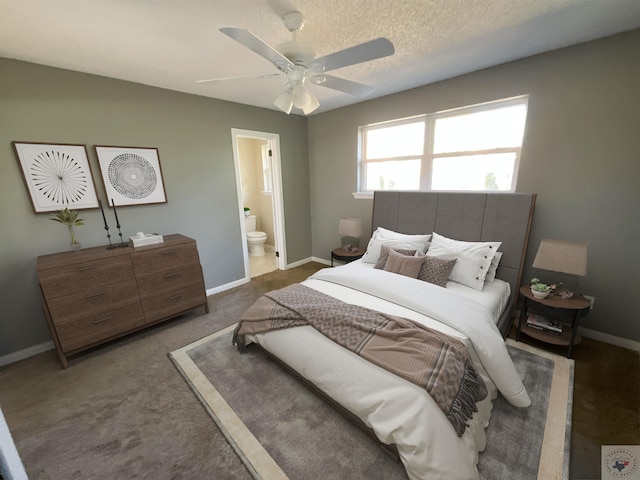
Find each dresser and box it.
[37,234,208,368]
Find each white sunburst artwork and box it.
[13,142,99,213]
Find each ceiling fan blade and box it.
[314,37,394,73]
[220,27,294,70]
[197,73,284,84]
[316,75,374,96]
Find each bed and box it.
[235,191,536,480]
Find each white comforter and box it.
[246,264,530,480]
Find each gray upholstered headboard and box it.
[372,191,536,336]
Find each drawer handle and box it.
[164,272,182,279]
[93,315,113,324]
[85,291,107,299]
[160,250,177,255]
[168,294,184,301]
[78,265,98,271]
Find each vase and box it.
[531,288,550,299]
[68,225,81,252]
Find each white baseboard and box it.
[7,269,635,368]
[0,341,54,367]
[286,256,316,268]
[310,256,331,266]
[206,277,249,296]
[514,308,639,352]
[579,326,640,352]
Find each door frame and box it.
[231,128,287,278]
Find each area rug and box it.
[170,325,574,480]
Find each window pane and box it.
[366,122,424,159]
[432,153,516,191]
[433,104,527,153]
[366,160,421,190]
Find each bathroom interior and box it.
[237,136,278,278]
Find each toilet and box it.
[245,215,267,256]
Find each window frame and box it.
[356,95,528,196]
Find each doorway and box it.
[231,129,287,280]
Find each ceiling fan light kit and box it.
[202,11,395,115]
[273,89,293,114]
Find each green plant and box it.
[530,277,555,293]
[244,207,250,212]
[51,208,84,245]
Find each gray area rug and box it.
[170,326,574,480]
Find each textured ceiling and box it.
[1,0,639,115]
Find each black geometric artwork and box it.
[12,142,99,213]
[107,153,157,199]
[95,145,167,207]
[30,149,90,205]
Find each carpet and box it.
[170,325,574,480]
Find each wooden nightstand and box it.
[515,285,591,358]
[331,247,365,266]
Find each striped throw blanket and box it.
[233,283,488,436]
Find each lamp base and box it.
[341,236,360,250]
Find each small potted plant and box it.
[530,278,555,299]
[244,207,251,217]
[51,207,84,252]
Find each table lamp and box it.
[532,238,588,298]
[338,218,362,251]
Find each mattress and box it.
[244,264,529,480]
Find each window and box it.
[357,96,528,194]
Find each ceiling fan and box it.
[198,11,395,114]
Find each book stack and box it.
[526,314,563,335]
[129,233,164,248]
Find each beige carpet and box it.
[171,324,574,480]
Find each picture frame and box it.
[94,145,167,207]
[12,141,99,213]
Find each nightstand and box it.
[515,285,591,358]
[331,247,365,266]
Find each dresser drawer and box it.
[141,283,206,323]
[47,280,141,325]
[56,301,145,353]
[39,255,135,299]
[131,242,200,276]
[136,264,204,299]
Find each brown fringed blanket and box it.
[233,283,488,436]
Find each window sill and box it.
[352,192,374,200]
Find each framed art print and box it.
[12,141,99,213]
[95,146,167,206]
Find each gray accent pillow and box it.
[383,249,425,279]
[374,245,418,269]
[417,256,458,287]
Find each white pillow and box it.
[361,228,432,263]
[485,251,503,283]
[428,232,501,290]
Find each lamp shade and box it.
[338,217,362,238]
[274,90,293,114]
[532,239,588,276]
[302,92,320,115]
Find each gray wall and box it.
[0,59,311,357]
[308,29,640,341]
